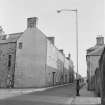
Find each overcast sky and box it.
[0,0,104,77]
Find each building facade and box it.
[99,47,105,104]
[86,36,104,90]
[0,17,74,88]
[0,34,17,88]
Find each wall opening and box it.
[8,55,12,69]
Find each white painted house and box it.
[14,17,75,88]
[14,17,47,87]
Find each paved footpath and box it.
[0,83,101,105]
[71,85,101,105]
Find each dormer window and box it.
[19,42,23,49]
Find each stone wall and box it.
[0,42,16,88]
[99,48,105,104]
[86,55,100,90]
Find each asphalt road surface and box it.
[0,83,76,105]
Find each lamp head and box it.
[57,10,61,13]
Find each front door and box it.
[6,55,14,88]
[52,72,55,86]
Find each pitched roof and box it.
[8,32,23,41]
[87,45,105,56]
[0,32,23,43]
[87,45,104,54]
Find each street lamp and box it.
[57,9,78,77]
[57,9,79,96]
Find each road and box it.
[0,83,76,105]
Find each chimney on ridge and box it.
[27,17,38,28]
[48,37,55,45]
[66,53,71,60]
[96,35,104,46]
[68,53,71,59]
[59,49,64,54]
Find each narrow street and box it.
[0,83,76,105]
[0,83,101,105]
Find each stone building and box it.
[0,33,18,88]
[0,17,74,88]
[86,36,105,90]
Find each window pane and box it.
[19,42,22,49]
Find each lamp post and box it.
[57,9,79,78]
[57,9,79,96]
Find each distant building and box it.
[86,36,105,90]
[0,17,74,88]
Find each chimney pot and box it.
[27,17,38,28]
[48,37,55,45]
[96,35,104,46]
[68,53,71,59]
[0,26,5,35]
[66,54,71,60]
[59,49,64,54]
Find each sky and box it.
[0,0,104,77]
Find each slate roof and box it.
[0,32,23,43]
[8,32,23,41]
[87,45,104,54]
[87,45,105,56]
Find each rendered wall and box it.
[94,68,101,96]
[87,55,100,90]
[57,50,65,84]
[64,58,70,83]
[46,40,58,86]
[100,49,105,105]
[14,28,47,88]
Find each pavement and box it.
[71,85,101,105]
[0,88,47,99]
[0,83,101,105]
[72,85,101,105]
[72,97,101,105]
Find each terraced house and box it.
[0,17,74,88]
[86,36,105,91]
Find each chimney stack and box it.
[48,37,55,45]
[59,49,64,54]
[27,17,38,28]
[0,26,5,35]
[68,53,71,59]
[96,35,104,46]
[66,53,71,60]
